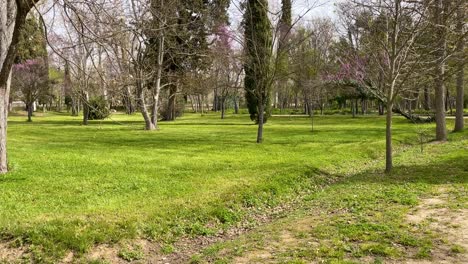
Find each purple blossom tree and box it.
[12,58,49,122]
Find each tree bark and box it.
[423,87,431,110]
[82,91,89,125]
[257,102,264,143]
[27,102,33,122]
[137,82,155,130]
[0,0,38,173]
[221,97,226,119]
[123,86,135,114]
[434,0,447,141]
[234,96,239,114]
[150,33,164,130]
[0,74,11,173]
[164,84,177,121]
[454,5,465,132]
[385,100,393,173]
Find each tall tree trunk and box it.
[434,0,447,141]
[150,34,164,129]
[1,0,37,173]
[0,74,11,173]
[454,5,465,132]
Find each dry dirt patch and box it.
[406,189,467,264]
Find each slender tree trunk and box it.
[434,0,447,141]
[221,98,226,119]
[124,86,134,114]
[234,96,239,114]
[27,102,33,122]
[200,94,204,115]
[82,91,89,125]
[257,102,264,143]
[454,6,465,132]
[423,87,430,110]
[385,100,393,173]
[150,34,164,129]
[150,91,159,129]
[71,96,79,116]
[352,99,356,118]
[164,85,177,121]
[137,84,155,130]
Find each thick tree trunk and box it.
[454,6,465,132]
[0,0,37,173]
[0,75,11,173]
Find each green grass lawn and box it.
[0,112,465,262]
[195,130,468,263]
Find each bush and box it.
[88,96,110,120]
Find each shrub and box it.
[88,96,110,120]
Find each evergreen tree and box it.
[15,16,48,63]
[243,0,273,143]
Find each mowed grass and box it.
[196,130,468,263]
[0,112,460,260]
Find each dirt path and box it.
[405,188,468,264]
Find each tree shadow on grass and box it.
[343,156,468,186]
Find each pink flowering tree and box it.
[12,58,49,122]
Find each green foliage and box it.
[88,96,110,120]
[118,245,144,261]
[48,68,64,84]
[15,16,47,63]
[243,0,273,122]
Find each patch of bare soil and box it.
[232,215,321,264]
[0,242,27,263]
[405,189,468,264]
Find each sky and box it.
[228,0,342,27]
